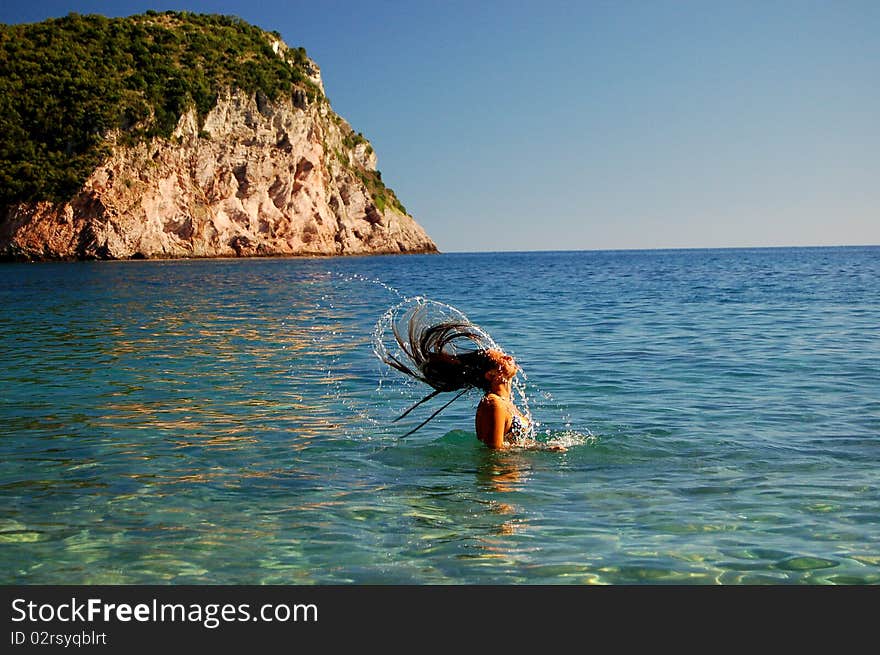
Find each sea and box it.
[1,247,878,584]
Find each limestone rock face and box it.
[0,83,437,260]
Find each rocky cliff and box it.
[0,14,437,260]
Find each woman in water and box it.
[471,348,532,448]
[377,305,562,450]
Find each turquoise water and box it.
[1,247,879,584]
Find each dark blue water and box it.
[2,247,878,583]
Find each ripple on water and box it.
[0,521,44,544]
[774,556,839,571]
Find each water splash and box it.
[333,272,407,301]
[544,429,598,449]
[312,275,595,448]
[529,385,597,445]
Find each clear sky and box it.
[2,1,878,252]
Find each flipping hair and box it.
[377,304,500,437]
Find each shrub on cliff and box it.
[0,10,322,207]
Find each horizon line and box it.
[437,243,879,255]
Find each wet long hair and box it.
[376,303,501,436]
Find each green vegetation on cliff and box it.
[0,11,323,207]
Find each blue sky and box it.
[2,1,878,251]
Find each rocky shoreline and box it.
[1,63,437,262]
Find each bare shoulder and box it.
[479,393,503,407]
[478,394,508,412]
[477,395,510,427]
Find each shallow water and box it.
[1,247,878,584]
